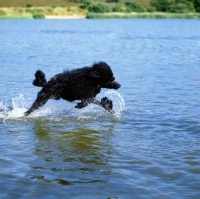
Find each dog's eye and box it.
[110,77,115,81]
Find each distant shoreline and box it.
[1,13,200,19]
[0,14,86,19]
[0,6,200,19]
[86,12,200,19]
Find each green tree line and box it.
[80,0,200,13]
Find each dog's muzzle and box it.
[103,80,121,89]
[111,81,121,89]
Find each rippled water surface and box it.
[0,19,200,199]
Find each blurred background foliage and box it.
[0,0,199,17]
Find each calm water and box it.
[0,19,200,199]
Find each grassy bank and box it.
[87,12,200,19]
[0,15,33,19]
[0,6,87,19]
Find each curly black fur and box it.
[25,62,121,116]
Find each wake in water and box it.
[0,91,125,121]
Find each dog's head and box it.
[90,62,121,89]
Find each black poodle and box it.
[25,62,121,116]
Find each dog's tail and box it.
[33,70,47,87]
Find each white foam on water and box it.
[1,91,125,121]
[77,90,125,119]
[0,94,60,121]
[2,94,27,120]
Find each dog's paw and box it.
[75,101,88,109]
[101,97,113,112]
[24,111,31,116]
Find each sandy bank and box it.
[45,15,86,19]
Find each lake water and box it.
[0,19,200,199]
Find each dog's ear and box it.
[88,71,100,79]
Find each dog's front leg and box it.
[24,91,50,116]
[92,97,115,114]
[75,100,89,109]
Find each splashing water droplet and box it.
[104,90,125,117]
[4,94,27,119]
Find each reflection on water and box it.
[25,119,114,187]
[34,119,112,165]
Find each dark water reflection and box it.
[27,119,117,195]
[0,19,200,199]
[33,119,112,165]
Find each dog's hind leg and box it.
[92,97,115,114]
[24,91,50,116]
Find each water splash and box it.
[1,91,125,120]
[2,94,27,120]
[75,91,125,119]
[0,101,9,119]
[104,90,125,117]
